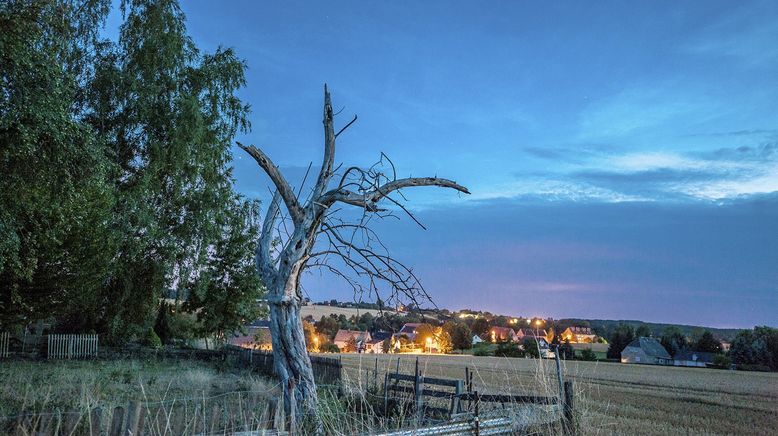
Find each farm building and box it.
[673,350,716,367]
[396,323,422,341]
[333,329,372,352]
[364,331,392,354]
[621,337,672,365]
[516,328,549,342]
[560,326,596,343]
[472,334,484,345]
[228,320,272,351]
[490,326,518,342]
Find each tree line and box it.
[1,0,262,343]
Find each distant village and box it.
[229,300,738,369]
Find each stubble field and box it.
[337,353,778,435]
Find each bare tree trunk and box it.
[268,297,317,424]
[237,85,469,430]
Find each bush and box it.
[321,343,340,353]
[712,354,731,368]
[494,342,522,358]
[579,348,597,361]
[473,346,492,357]
[144,328,162,348]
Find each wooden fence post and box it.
[414,357,424,423]
[89,407,102,436]
[562,380,577,436]
[108,405,124,436]
[125,401,142,435]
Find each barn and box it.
[621,337,671,365]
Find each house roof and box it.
[674,350,716,363]
[371,331,393,341]
[567,326,593,335]
[399,323,421,335]
[334,329,369,343]
[229,326,272,347]
[626,337,671,359]
[517,328,547,337]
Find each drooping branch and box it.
[237,141,304,223]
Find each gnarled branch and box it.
[310,84,336,204]
[319,177,470,211]
[237,142,304,223]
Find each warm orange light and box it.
[426,337,432,345]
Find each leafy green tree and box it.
[660,327,688,357]
[0,0,115,329]
[607,323,635,359]
[693,331,722,354]
[450,323,473,352]
[522,338,540,358]
[635,325,652,338]
[316,316,340,341]
[579,348,597,361]
[184,198,264,339]
[413,323,435,347]
[470,318,490,339]
[730,326,778,371]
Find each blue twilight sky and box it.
[108,1,778,327]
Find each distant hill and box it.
[557,318,744,342]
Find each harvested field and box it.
[337,353,778,435]
[301,304,397,319]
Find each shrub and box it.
[473,346,492,357]
[579,348,597,361]
[494,342,522,358]
[321,343,340,353]
[144,328,162,348]
[712,354,731,368]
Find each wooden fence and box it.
[47,334,99,359]
[379,352,577,435]
[0,332,9,358]
[226,345,343,385]
[3,391,279,436]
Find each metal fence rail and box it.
[47,334,99,359]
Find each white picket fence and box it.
[0,332,9,358]
[47,334,99,359]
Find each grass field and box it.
[0,359,277,417]
[336,353,778,435]
[301,304,398,319]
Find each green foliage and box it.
[494,342,522,358]
[470,318,490,338]
[712,354,731,368]
[730,326,778,371]
[412,323,435,347]
[607,323,634,359]
[522,338,540,358]
[0,0,263,342]
[449,322,473,351]
[635,325,652,338]
[472,344,492,357]
[693,331,722,354]
[144,328,162,348]
[579,348,597,361]
[321,343,340,353]
[660,327,688,358]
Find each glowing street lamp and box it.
[426,337,433,353]
[313,336,319,352]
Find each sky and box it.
[109,1,778,327]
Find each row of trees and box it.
[1,0,263,342]
[606,323,726,359]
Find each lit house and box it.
[560,326,596,343]
[334,329,372,352]
[228,320,272,351]
[490,326,518,343]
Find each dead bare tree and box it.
[237,85,469,426]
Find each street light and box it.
[426,337,432,353]
[313,336,319,353]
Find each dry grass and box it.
[0,359,278,417]
[337,353,778,435]
[300,304,397,320]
